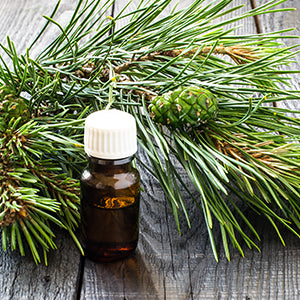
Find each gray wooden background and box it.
[0,0,299,299]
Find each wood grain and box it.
[112,0,256,34]
[0,0,299,300]
[81,154,300,300]
[80,1,300,300]
[0,2,82,300]
[0,230,81,300]
[257,0,300,111]
[0,1,79,59]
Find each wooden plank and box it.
[80,1,300,300]
[112,0,256,34]
[0,0,298,299]
[187,215,300,299]
[256,0,300,111]
[0,0,79,58]
[81,152,300,300]
[0,231,81,300]
[80,150,215,300]
[79,0,256,299]
[0,1,82,300]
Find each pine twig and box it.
[98,45,260,81]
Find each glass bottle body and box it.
[80,156,140,262]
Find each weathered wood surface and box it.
[0,230,82,300]
[0,2,82,300]
[80,1,300,299]
[0,1,299,300]
[258,0,300,111]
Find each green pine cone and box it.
[149,86,218,127]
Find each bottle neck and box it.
[87,155,134,172]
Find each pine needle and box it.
[0,0,299,263]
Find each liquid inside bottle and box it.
[80,157,140,262]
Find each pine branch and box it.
[0,0,299,263]
[0,86,85,262]
[96,45,261,81]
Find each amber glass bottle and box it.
[80,109,140,262]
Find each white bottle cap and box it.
[84,109,137,159]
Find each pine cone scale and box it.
[149,86,218,127]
